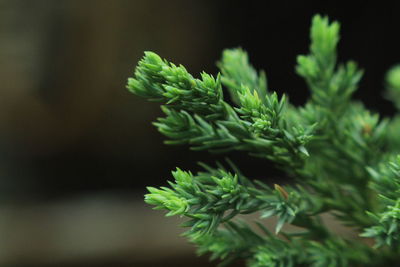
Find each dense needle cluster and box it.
[127,15,400,266]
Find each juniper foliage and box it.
[127,15,400,267]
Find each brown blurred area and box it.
[0,0,223,266]
[0,0,219,193]
[0,0,229,196]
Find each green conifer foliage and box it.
[127,15,400,266]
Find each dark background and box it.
[1,0,400,266]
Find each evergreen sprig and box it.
[127,14,400,267]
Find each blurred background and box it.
[1,0,400,266]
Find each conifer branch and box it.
[126,13,400,267]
